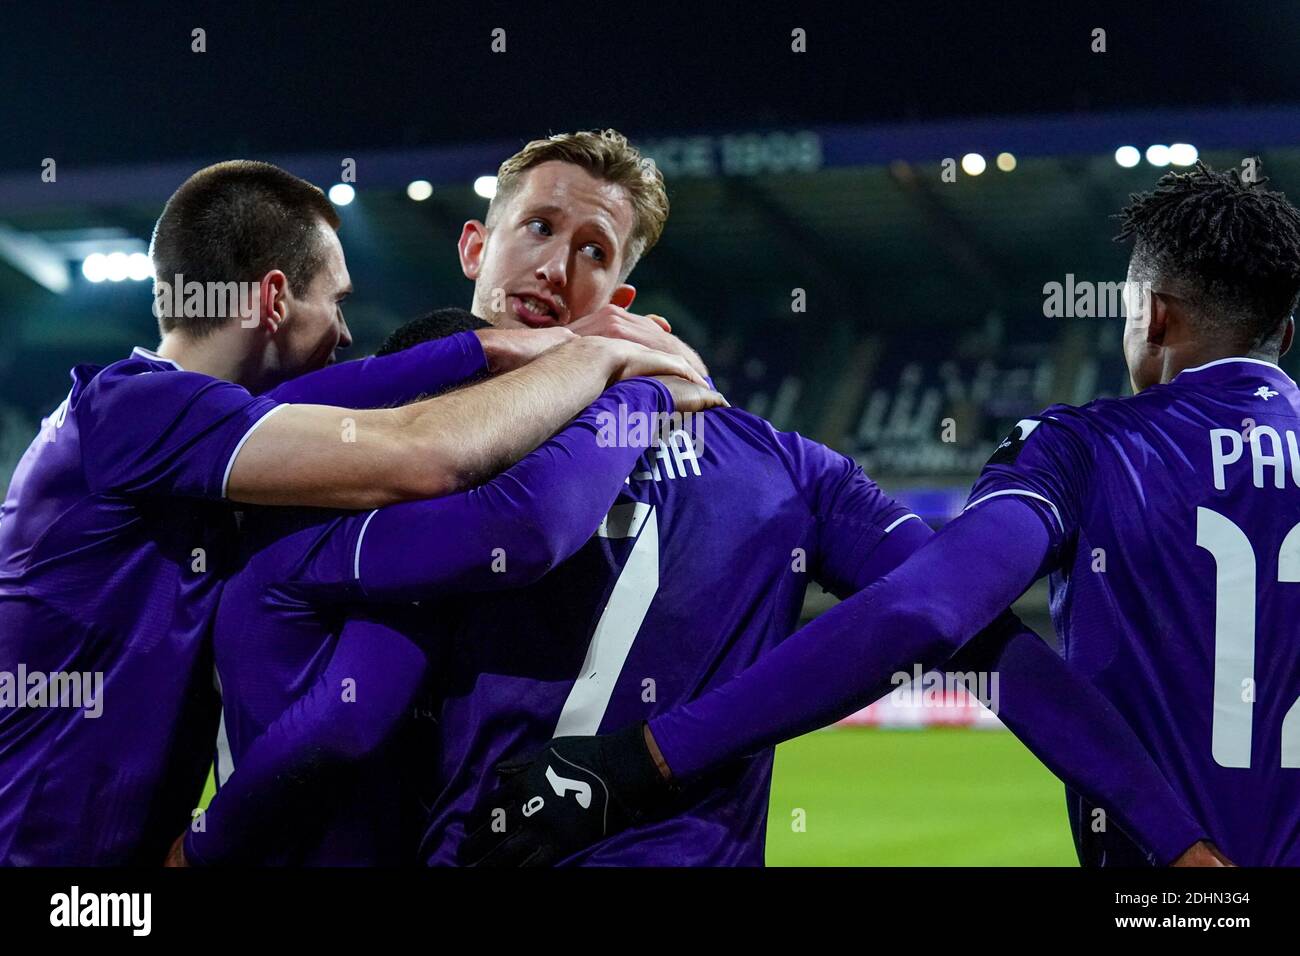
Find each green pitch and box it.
[765,727,1078,866]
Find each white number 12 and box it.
[1196,507,1300,768]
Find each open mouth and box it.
[510,293,560,326]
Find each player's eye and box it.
[581,242,606,262]
[525,219,552,237]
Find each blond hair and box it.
[488,129,668,279]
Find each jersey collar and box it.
[1172,356,1296,386]
[130,346,184,371]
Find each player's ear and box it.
[458,221,487,280]
[1281,315,1295,358]
[257,270,289,334]
[610,284,636,310]
[1147,291,1171,346]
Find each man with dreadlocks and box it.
[464,162,1300,867]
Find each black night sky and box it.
[4,1,1300,172]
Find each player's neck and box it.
[155,326,269,391]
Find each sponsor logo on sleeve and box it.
[987,418,1043,465]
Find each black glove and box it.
[459,722,675,867]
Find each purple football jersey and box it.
[0,348,279,864]
[421,409,911,866]
[967,357,1300,866]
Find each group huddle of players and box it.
[1,128,1298,867]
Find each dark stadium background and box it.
[3,0,1298,864]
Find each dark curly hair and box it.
[376,307,489,356]
[1115,161,1300,350]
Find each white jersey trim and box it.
[353,509,380,582]
[220,403,288,498]
[964,489,1063,533]
[883,513,922,534]
[130,345,184,370]
[1175,356,1295,384]
[213,667,235,789]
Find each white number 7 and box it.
[553,503,659,738]
[1196,507,1300,768]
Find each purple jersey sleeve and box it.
[353,377,674,600]
[769,430,915,597]
[186,610,430,865]
[789,449,1207,863]
[265,332,487,407]
[645,469,1033,768]
[942,617,1205,864]
[76,362,281,499]
[272,377,674,603]
[648,496,1206,864]
[964,410,1093,564]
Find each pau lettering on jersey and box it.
[630,430,704,483]
[49,886,151,936]
[1210,426,1300,490]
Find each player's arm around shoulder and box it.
[226,335,711,511]
[76,359,281,499]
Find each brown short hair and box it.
[148,160,340,336]
[488,129,668,279]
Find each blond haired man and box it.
[460,130,708,377]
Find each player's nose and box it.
[337,317,353,350]
[536,250,568,289]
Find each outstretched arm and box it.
[278,376,719,604]
[647,499,1048,772]
[940,614,1207,865]
[459,498,1182,867]
[265,330,487,407]
[266,327,576,408]
[810,504,1205,865]
[227,336,709,509]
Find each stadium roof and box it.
[5,110,1300,485]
